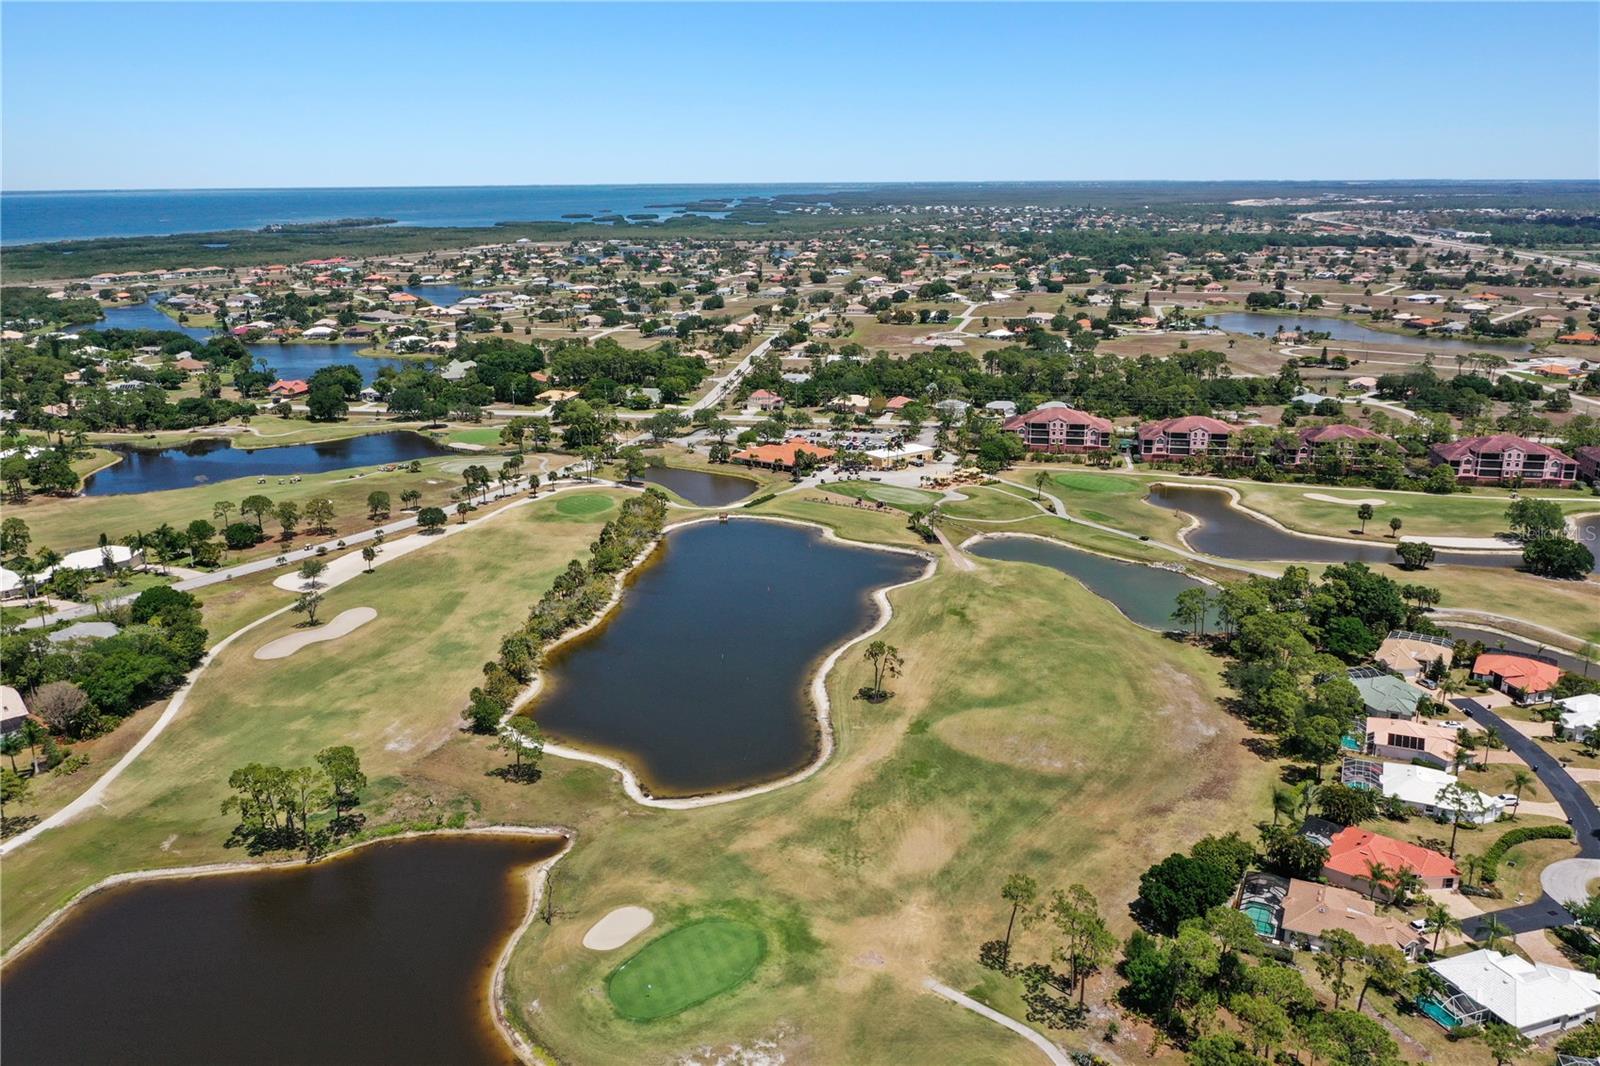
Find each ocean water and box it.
[0,184,858,245]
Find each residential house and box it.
[1557,693,1600,743]
[1135,415,1232,461]
[1236,872,1424,957]
[268,379,309,399]
[1003,402,1114,453]
[1341,759,1502,823]
[1427,950,1600,1036]
[1349,668,1428,719]
[1365,716,1462,769]
[749,389,785,412]
[983,400,1018,419]
[731,438,836,471]
[1472,652,1562,704]
[1373,630,1455,679]
[439,359,478,382]
[536,389,580,404]
[1,685,29,735]
[1428,435,1579,487]
[1323,826,1459,895]
[1280,878,1425,957]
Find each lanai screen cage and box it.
[1341,756,1384,792]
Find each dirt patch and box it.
[933,709,1083,775]
[1303,493,1388,506]
[887,812,968,879]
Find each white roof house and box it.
[1373,762,1501,823]
[1559,693,1600,742]
[0,685,28,734]
[50,544,140,575]
[1429,950,1600,1037]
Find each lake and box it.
[83,431,455,496]
[0,834,562,1065]
[966,534,1214,630]
[1204,312,1532,355]
[71,299,412,383]
[635,466,757,507]
[965,535,1597,674]
[1,183,863,244]
[1146,484,1520,569]
[525,519,925,797]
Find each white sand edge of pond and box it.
[581,905,654,950]
[254,607,377,660]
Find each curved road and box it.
[1455,696,1599,936]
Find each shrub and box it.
[1480,823,1574,882]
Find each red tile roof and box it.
[1473,653,1562,693]
[732,438,835,466]
[1137,415,1231,439]
[1298,424,1387,445]
[1430,435,1575,464]
[1325,827,1458,882]
[1002,405,1113,433]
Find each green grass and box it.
[554,492,617,517]
[446,426,506,447]
[826,481,942,510]
[605,918,767,1021]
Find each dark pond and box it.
[402,283,478,307]
[636,466,756,507]
[71,299,412,383]
[83,431,454,496]
[966,534,1214,630]
[527,519,925,797]
[1204,312,1532,355]
[0,834,562,1066]
[1146,484,1518,569]
[1574,513,1600,574]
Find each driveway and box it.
[1454,696,1600,936]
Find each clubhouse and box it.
[731,437,836,471]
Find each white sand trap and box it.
[582,906,654,951]
[254,607,377,660]
[1303,493,1387,506]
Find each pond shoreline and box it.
[1149,480,1525,557]
[505,514,935,810]
[2,826,574,1066]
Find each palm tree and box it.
[1505,768,1533,816]
[1296,781,1321,821]
[1457,853,1483,888]
[1270,784,1299,827]
[1033,470,1049,500]
[1424,903,1461,955]
[1393,868,1425,908]
[1364,860,1394,903]
[1478,915,1510,953]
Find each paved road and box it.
[1454,696,1599,936]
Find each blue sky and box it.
[3,2,1596,190]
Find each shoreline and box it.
[1,825,574,1066]
[504,513,936,811]
[1149,480,1526,558]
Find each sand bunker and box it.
[254,607,377,660]
[582,906,654,951]
[1303,493,1387,506]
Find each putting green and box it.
[555,492,616,516]
[605,918,766,1021]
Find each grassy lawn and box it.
[747,492,927,548]
[0,493,621,952]
[938,485,1046,522]
[445,426,507,447]
[0,488,1278,1063]
[606,918,767,1021]
[7,453,522,558]
[85,416,413,452]
[1391,564,1600,645]
[1218,479,1598,540]
[825,481,943,511]
[1000,469,1189,545]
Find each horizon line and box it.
[6,177,1600,195]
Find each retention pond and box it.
[525,519,925,797]
[0,834,564,1066]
